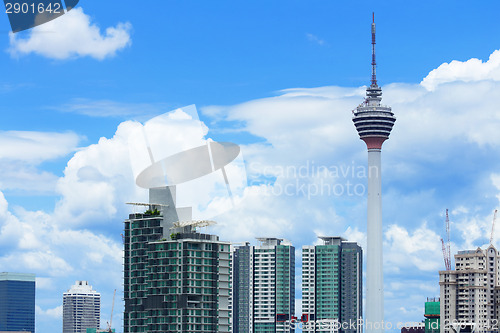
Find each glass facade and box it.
[340,244,362,333]
[124,210,231,333]
[145,239,229,332]
[276,245,295,333]
[0,272,36,333]
[233,245,251,333]
[302,238,362,333]
[316,245,340,320]
[232,239,295,333]
[124,213,164,332]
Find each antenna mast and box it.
[371,12,377,86]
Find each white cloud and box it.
[343,226,366,250]
[421,50,500,91]
[306,33,326,46]
[36,305,62,319]
[0,130,80,194]
[54,99,171,118]
[212,185,298,242]
[0,187,123,280]
[492,174,500,206]
[9,8,131,60]
[50,106,247,228]
[384,223,442,272]
[0,130,80,162]
[452,210,499,250]
[54,121,140,226]
[36,277,54,290]
[0,163,59,193]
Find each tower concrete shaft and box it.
[352,14,395,333]
[366,149,383,333]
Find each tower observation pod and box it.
[352,14,395,333]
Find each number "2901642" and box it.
[5,2,62,14]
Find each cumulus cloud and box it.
[0,188,123,331]
[452,209,500,251]
[54,120,140,227]
[52,106,246,228]
[9,8,132,60]
[343,226,366,250]
[421,50,500,91]
[384,223,442,272]
[0,193,73,276]
[36,305,62,319]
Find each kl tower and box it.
[352,14,395,333]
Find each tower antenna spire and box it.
[371,12,377,86]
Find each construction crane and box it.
[441,238,450,271]
[106,289,116,333]
[441,209,452,270]
[445,209,452,269]
[490,209,498,245]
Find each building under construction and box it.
[123,187,231,332]
[439,245,499,333]
[424,297,439,333]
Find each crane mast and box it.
[490,209,498,245]
[441,238,451,270]
[441,209,452,270]
[445,209,451,269]
[107,289,116,332]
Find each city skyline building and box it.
[352,14,396,333]
[62,280,101,333]
[439,245,500,333]
[302,237,362,333]
[232,238,295,333]
[124,186,231,332]
[0,272,35,333]
[123,186,183,332]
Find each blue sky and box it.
[1,1,500,332]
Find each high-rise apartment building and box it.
[124,186,231,332]
[62,281,101,333]
[439,245,500,333]
[232,238,295,333]
[0,272,35,333]
[302,237,362,333]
